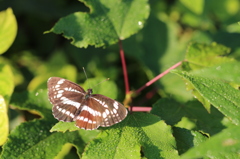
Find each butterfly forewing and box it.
[48,77,86,122]
[47,77,128,130]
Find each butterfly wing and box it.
[48,77,128,130]
[90,94,127,127]
[74,94,127,130]
[47,77,86,122]
[74,99,103,130]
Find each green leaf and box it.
[191,61,240,85]
[151,98,229,135]
[0,64,14,145]
[47,0,150,48]
[0,96,8,146]
[3,90,99,158]
[82,77,119,100]
[0,64,14,104]
[172,70,240,125]
[173,127,208,155]
[0,8,17,54]
[180,126,240,159]
[27,51,78,91]
[180,0,204,14]
[151,98,185,125]
[123,14,192,102]
[0,119,88,159]
[50,121,80,133]
[10,90,53,119]
[82,113,179,159]
[184,42,233,71]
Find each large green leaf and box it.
[10,90,53,119]
[173,127,208,155]
[181,126,240,159]
[191,61,240,85]
[151,98,230,136]
[172,70,240,125]
[82,113,179,159]
[0,119,98,159]
[2,90,98,158]
[0,8,17,54]
[47,0,150,48]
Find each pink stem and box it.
[135,61,182,94]
[119,40,130,94]
[129,107,152,112]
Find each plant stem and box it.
[118,40,130,94]
[130,107,152,112]
[135,61,182,94]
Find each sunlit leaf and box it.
[82,113,179,159]
[181,126,240,159]
[47,0,150,48]
[0,96,8,145]
[0,8,17,54]
[172,70,240,125]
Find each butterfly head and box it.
[84,89,93,99]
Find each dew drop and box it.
[138,21,143,27]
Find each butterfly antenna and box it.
[92,78,110,88]
[83,67,91,88]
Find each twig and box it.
[135,61,182,94]
[118,40,130,94]
[130,107,152,112]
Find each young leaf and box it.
[180,126,240,159]
[0,8,17,54]
[172,70,240,125]
[47,0,150,48]
[82,113,179,159]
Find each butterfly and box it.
[47,77,128,130]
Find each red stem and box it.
[129,107,152,112]
[135,61,182,94]
[119,40,130,94]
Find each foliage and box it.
[1,0,240,158]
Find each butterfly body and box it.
[47,77,127,130]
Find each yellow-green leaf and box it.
[0,8,17,54]
[0,96,8,145]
